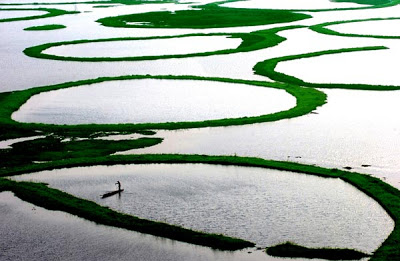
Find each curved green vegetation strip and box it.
[266,242,370,260]
[96,6,311,29]
[24,24,66,31]
[0,178,254,251]
[311,17,400,39]
[253,45,400,90]
[331,0,391,5]
[1,153,400,259]
[0,136,163,167]
[23,26,303,62]
[0,8,77,23]
[0,75,326,136]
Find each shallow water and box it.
[0,191,298,261]
[44,36,242,58]
[12,79,295,124]
[13,163,394,253]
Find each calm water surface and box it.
[0,191,296,261]
[12,79,295,124]
[131,89,400,188]
[44,36,242,58]
[0,10,47,19]
[13,163,394,253]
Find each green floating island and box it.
[266,242,370,260]
[311,17,400,39]
[331,0,391,5]
[0,75,326,140]
[253,45,400,91]
[24,24,66,31]
[0,8,77,23]
[96,5,311,29]
[1,153,400,259]
[23,26,302,62]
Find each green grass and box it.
[96,6,311,29]
[266,242,370,260]
[0,8,77,23]
[253,45,400,90]
[23,26,303,62]
[0,136,163,167]
[24,24,66,31]
[330,0,391,5]
[1,154,400,259]
[311,17,400,39]
[0,75,326,140]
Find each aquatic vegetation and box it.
[96,5,311,28]
[311,17,400,39]
[252,46,400,90]
[266,242,370,260]
[24,24,66,31]
[0,8,77,22]
[0,177,255,250]
[2,0,400,258]
[0,75,326,139]
[1,154,400,259]
[0,136,163,167]
[23,26,302,62]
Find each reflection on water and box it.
[130,89,400,188]
[276,46,400,85]
[12,79,295,124]
[13,163,394,253]
[0,10,47,20]
[44,36,242,58]
[221,0,363,10]
[0,191,286,261]
[328,19,400,37]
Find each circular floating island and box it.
[12,78,296,125]
[13,163,394,253]
[40,35,242,60]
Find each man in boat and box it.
[115,181,121,191]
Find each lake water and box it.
[128,88,400,189]
[276,45,400,86]
[44,36,242,58]
[221,0,363,10]
[328,19,400,37]
[0,191,291,261]
[12,79,295,124]
[0,10,47,19]
[13,163,394,253]
[3,0,400,259]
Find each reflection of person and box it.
[115,181,121,191]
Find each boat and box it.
[101,189,124,198]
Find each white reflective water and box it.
[328,19,400,37]
[129,89,400,189]
[276,45,400,85]
[44,36,242,58]
[0,135,45,149]
[12,79,295,124]
[0,10,47,19]
[0,191,290,261]
[13,163,394,253]
[221,0,364,10]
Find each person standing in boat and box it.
[115,181,121,191]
